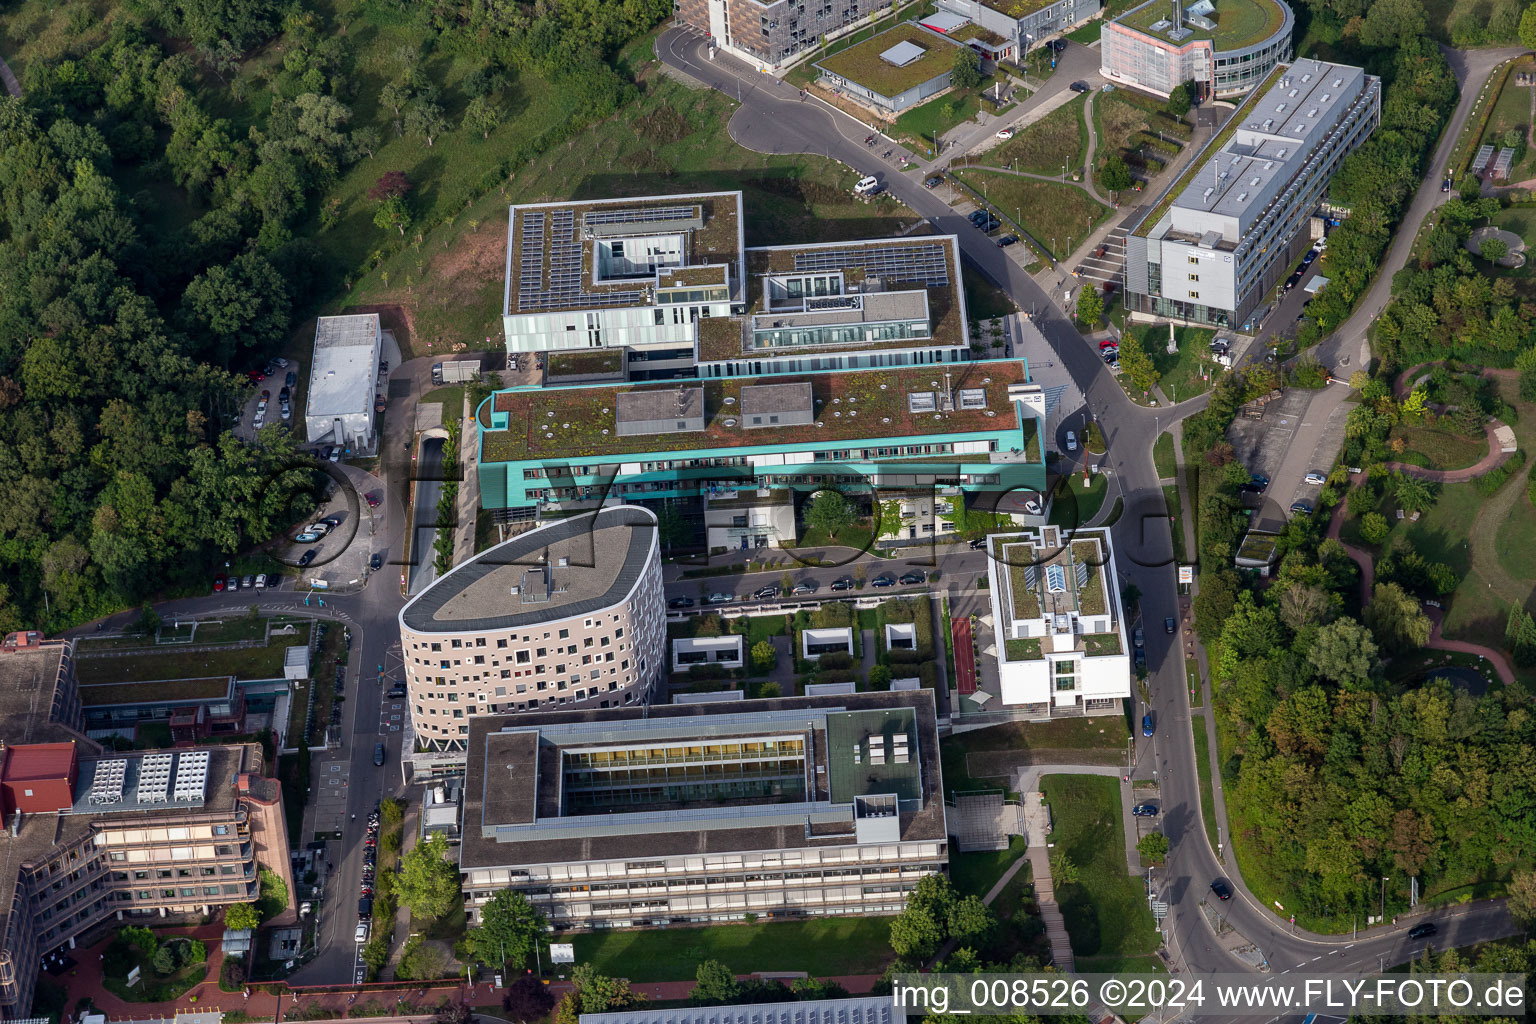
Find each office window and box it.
[1188,291,1200,299]
[1188,255,1199,264]
[1188,273,1199,282]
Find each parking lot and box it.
[1227,387,1352,533]
[235,358,304,443]
[283,482,385,591]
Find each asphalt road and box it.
[409,436,447,595]
[655,26,1527,996]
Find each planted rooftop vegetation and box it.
[816,24,958,97]
[1117,0,1286,49]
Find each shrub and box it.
[220,959,246,992]
[815,652,854,670]
[1475,449,1526,496]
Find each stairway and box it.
[1027,846,1076,971]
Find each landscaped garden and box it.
[567,916,895,981]
[102,927,209,1003]
[76,619,314,686]
[950,170,1111,259]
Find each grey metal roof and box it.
[582,996,903,1024]
[398,506,657,634]
[881,40,926,66]
[1171,59,1368,229]
[739,382,812,416]
[615,386,703,424]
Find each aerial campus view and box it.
[1,0,1536,1021]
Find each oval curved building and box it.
[398,506,666,752]
[1101,0,1293,101]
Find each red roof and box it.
[3,742,77,782]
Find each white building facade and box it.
[304,314,381,451]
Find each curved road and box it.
[657,24,1528,998]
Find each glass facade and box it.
[562,738,808,811]
[751,319,931,349]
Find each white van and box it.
[853,175,880,194]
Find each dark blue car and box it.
[1142,714,1154,737]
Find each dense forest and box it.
[0,0,670,631]
[1188,371,1536,924]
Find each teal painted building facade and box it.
[474,360,1048,522]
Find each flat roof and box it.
[79,676,232,707]
[399,506,656,634]
[480,361,1026,464]
[700,236,966,364]
[739,382,813,416]
[581,996,900,1024]
[459,691,945,870]
[816,23,961,99]
[1170,59,1365,224]
[1115,0,1289,50]
[307,314,380,419]
[505,193,744,317]
[0,644,77,746]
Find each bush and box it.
[1475,449,1526,496]
[815,652,854,670]
[220,959,246,992]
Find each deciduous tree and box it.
[395,833,461,921]
[465,891,546,972]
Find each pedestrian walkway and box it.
[1027,845,1075,970]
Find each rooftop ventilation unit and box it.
[88,760,127,805]
[1237,192,1248,202]
[1308,108,1318,117]
[138,752,173,804]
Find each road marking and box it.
[1311,955,1322,961]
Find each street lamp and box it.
[1381,876,1390,923]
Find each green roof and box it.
[80,677,232,707]
[817,23,959,99]
[1116,0,1287,51]
[825,708,921,802]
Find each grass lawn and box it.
[1191,719,1219,853]
[1063,20,1104,43]
[1095,91,1154,160]
[1048,471,1109,528]
[1162,485,1184,564]
[893,88,985,155]
[76,622,313,686]
[1386,424,1487,470]
[567,917,894,981]
[981,95,1088,175]
[1186,656,1202,707]
[345,72,922,358]
[1152,432,1176,479]
[949,835,1028,898]
[744,615,789,646]
[1388,481,1480,578]
[1039,775,1160,957]
[942,718,1128,794]
[1495,478,1536,583]
[1135,324,1216,403]
[952,170,1111,259]
[1477,70,1536,182]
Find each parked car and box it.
[853,175,880,195]
[754,585,780,600]
[1165,616,1176,634]
[279,386,290,402]
[355,922,370,944]
[1094,243,1107,259]
[1408,922,1437,940]
[246,369,265,383]
[871,575,897,588]
[295,531,320,543]
[1442,177,1453,192]
[791,581,818,595]
[1132,803,1158,817]
[968,538,987,550]
[1304,470,1327,484]
[1070,80,1089,92]
[241,574,256,589]
[1023,498,1042,516]
[703,592,734,605]
[298,549,318,567]
[254,574,268,589]
[1210,879,1233,901]
[1099,339,1119,350]
[667,596,695,609]
[369,553,383,571]
[213,574,226,592]
[252,408,265,429]
[280,401,291,421]
[1134,648,1147,672]
[1289,500,1314,515]
[995,127,1014,139]
[996,234,1019,247]
[328,446,341,462]
[1065,431,1078,451]
[1132,627,1144,649]
[1103,350,1119,364]
[285,370,297,389]
[373,743,386,766]
[830,577,855,591]
[1249,473,1269,487]
[924,174,944,189]
[227,575,241,591]
[321,516,342,527]
[1238,482,1265,495]
[374,395,387,414]
[365,492,381,508]
[899,572,926,585]
[1141,713,1154,737]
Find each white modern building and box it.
[304,313,381,451]
[984,525,1130,716]
[672,635,745,672]
[1123,58,1379,328]
[926,0,1102,63]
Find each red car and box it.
[246,370,265,383]
[213,574,226,592]
[1098,339,1118,350]
[365,492,381,508]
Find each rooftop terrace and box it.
[994,528,1118,657]
[1115,0,1287,50]
[480,361,1027,464]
